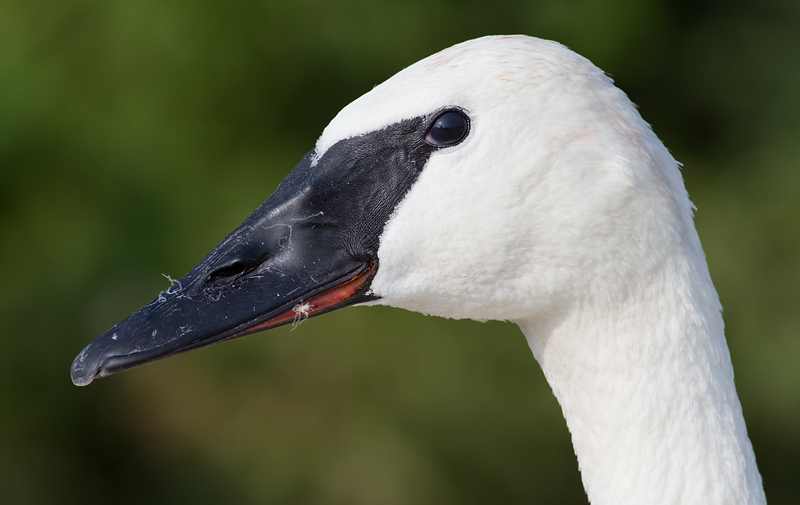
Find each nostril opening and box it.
[207,260,247,285]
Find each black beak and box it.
[71,114,437,386]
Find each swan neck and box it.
[518,264,765,505]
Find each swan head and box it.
[325,35,696,322]
[71,35,694,385]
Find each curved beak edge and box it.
[70,262,376,386]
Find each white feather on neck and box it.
[321,35,765,505]
[519,240,763,504]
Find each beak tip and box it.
[70,348,98,387]
[70,368,95,387]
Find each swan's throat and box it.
[518,266,765,505]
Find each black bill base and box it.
[71,112,440,386]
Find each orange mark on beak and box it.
[245,263,375,333]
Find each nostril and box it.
[204,225,289,287]
[206,259,247,285]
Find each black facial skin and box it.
[71,108,470,386]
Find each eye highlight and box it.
[425,109,469,147]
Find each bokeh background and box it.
[2,0,798,503]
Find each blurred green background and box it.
[1,0,798,503]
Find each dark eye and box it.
[425,110,469,147]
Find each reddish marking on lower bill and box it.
[245,266,374,333]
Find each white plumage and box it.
[71,34,767,505]
[320,36,765,505]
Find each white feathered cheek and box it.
[367,119,527,320]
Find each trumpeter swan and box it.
[72,35,766,505]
